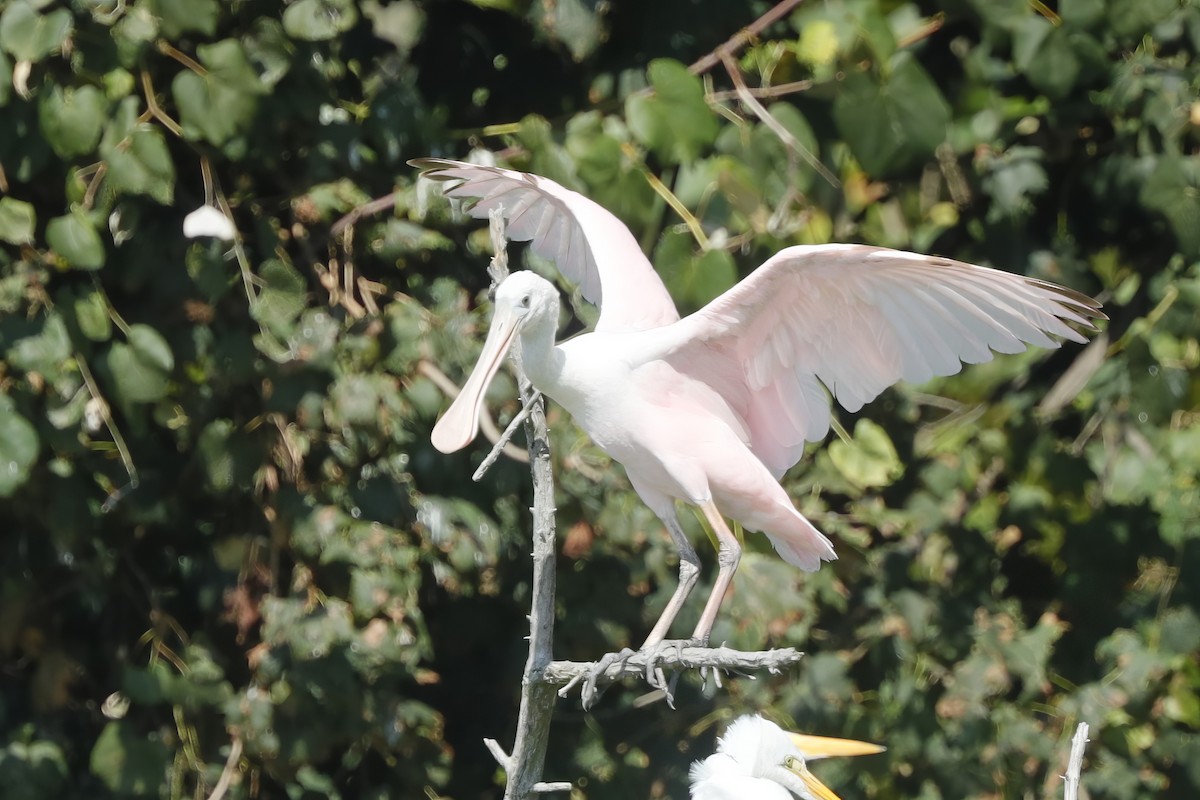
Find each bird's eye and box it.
[521,294,531,306]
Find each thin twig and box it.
[140,71,183,137]
[718,49,840,188]
[205,735,243,800]
[156,40,206,74]
[1063,722,1089,800]
[76,357,138,509]
[707,79,813,102]
[689,0,807,75]
[623,146,709,249]
[474,390,543,481]
[484,738,511,769]
[330,192,400,238]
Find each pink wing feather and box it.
[411,158,679,333]
[662,244,1105,477]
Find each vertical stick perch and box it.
[477,209,570,798]
[1063,722,1089,800]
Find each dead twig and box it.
[689,0,807,76]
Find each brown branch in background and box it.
[896,12,945,48]
[689,0,807,76]
[330,192,400,238]
[140,71,183,137]
[717,49,840,188]
[707,79,813,102]
[156,40,207,74]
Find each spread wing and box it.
[661,244,1105,477]
[411,158,679,332]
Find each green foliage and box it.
[1,1,1198,799]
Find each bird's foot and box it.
[639,638,702,708]
[579,647,637,710]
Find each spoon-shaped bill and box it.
[431,305,523,453]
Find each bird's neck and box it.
[515,313,562,393]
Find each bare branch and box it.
[478,208,568,800]
[532,782,573,793]
[205,735,243,800]
[1063,722,1090,800]
[689,0,807,76]
[717,49,840,188]
[484,738,511,769]
[473,390,543,481]
[540,646,803,690]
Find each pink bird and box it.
[418,158,1104,650]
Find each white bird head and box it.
[689,715,884,800]
[431,271,559,454]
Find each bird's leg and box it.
[690,500,741,646]
[641,512,702,649]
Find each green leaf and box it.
[1140,156,1200,257]
[47,210,106,270]
[626,59,719,164]
[828,419,903,488]
[530,0,605,61]
[39,85,106,158]
[282,0,358,41]
[833,52,951,175]
[980,145,1048,222]
[1015,18,1081,99]
[99,98,175,204]
[0,1,73,62]
[196,419,256,493]
[71,287,112,342]
[1061,0,1106,27]
[251,259,308,336]
[172,40,264,145]
[362,0,425,54]
[89,722,170,795]
[8,312,71,375]
[105,325,174,404]
[0,395,39,497]
[129,324,174,373]
[652,229,736,312]
[0,48,12,106]
[0,197,35,245]
[145,0,218,38]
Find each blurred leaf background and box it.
[1,0,1197,798]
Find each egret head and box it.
[431,271,559,454]
[689,715,884,800]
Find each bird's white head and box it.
[431,271,559,454]
[689,715,884,800]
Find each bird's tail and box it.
[760,500,836,572]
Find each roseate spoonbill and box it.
[417,158,1103,649]
[689,715,884,800]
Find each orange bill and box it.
[791,765,844,800]
[789,733,886,760]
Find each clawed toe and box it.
[580,647,637,709]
